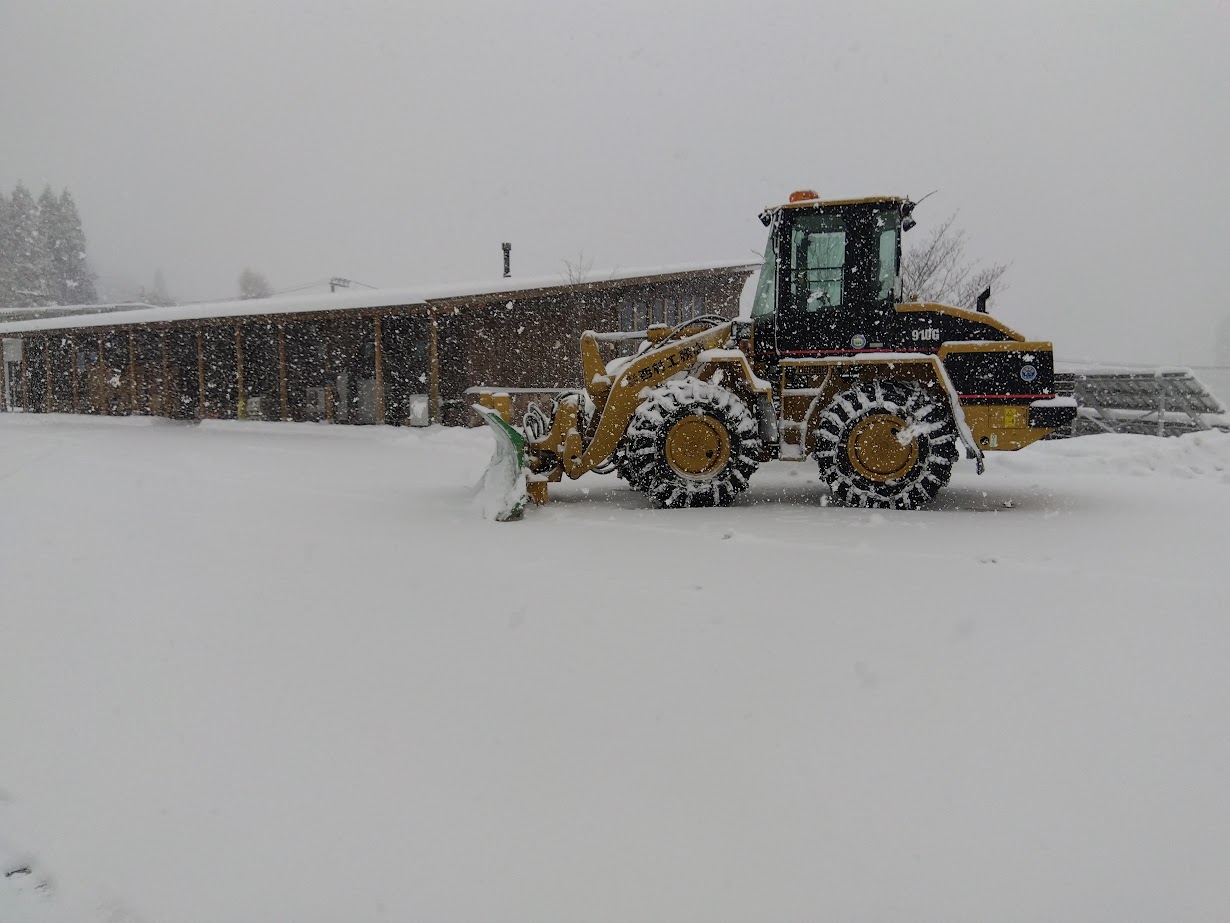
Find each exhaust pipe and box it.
[976,286,991,314]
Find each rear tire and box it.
[625,379,761,508]
[813,380,958,509]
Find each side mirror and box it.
[902,216,916,233]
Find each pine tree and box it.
[0,190,14,307]
[41,187,97,305]
[7,183,53,308]
[37,186,66,304]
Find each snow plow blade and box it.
[473,403,530,521]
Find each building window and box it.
[618,298,634,332]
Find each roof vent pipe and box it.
[502,242,511,279]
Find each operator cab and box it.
[750,192,913,359]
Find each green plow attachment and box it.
[473,404,530,521]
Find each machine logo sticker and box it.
[631,346,701,384]
[1020,365,1038,382]
[851,334,868,349]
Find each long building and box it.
[0,262,754,427]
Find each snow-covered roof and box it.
[0,302,163,320]
[0,261,756,336]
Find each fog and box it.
[2,0,1226,365]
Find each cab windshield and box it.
[749,231,778,319]
[788,205,899,311]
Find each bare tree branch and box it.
[561,251,594,286]
[238,267,273,300]
[902,212,1008,310]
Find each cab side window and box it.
[877,227,897,300]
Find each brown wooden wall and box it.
[1,268,750,427]
[434,274,745,423]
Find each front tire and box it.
[624,379,761,508]
[813,380,958,509]
[612,444,645,490]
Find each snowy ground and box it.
[2,414,1230,922]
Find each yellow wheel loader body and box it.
[474,190,1077,517]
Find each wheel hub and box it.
[664,414,731,478]
[847,413,918,482]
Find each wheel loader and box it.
[475,191,1077,519]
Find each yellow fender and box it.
[536,322,763,480]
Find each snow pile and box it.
[471,406,529,521]
[474,430,528,521]
[1000,430,1230,482]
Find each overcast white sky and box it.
[2,1,1227,364]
